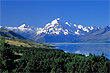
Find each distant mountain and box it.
[34,18,98,36]
[72,25,110,43]
[0,28,28,41]
[1,18,104,43]
[29,18,100,42]
[2,24,42,37]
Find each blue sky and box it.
[1,0,109,28]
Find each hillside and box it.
[0,28,52,48]
[0,28,29,41]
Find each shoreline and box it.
[51,43,110,45]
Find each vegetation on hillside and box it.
[0,36,110,73]
[0,28,53,48]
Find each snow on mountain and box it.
[74,24,77,27]
[35,18,99,36]
[75,30,80,35]
[78,25,83,29]
[88,26,94,30]
[3,24,41,37]
[73,25,110,43]
[0,26,2,28]
[65,22,71,27]
[36,18,63,35]
[1,18,100,43]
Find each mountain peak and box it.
[103,25,110,31]
[51,18,60,25]
[65,22,71,27]
[74,24,77,27]
[56,18,60,20]
[78,25,83,29]
[18,24,30,28]
[19,24,26,28]
[36,18,100,36]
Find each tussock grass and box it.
[5,39,52,48]
[5,40,31,47]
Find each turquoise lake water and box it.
[53,43,110,59]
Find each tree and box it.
[0,36,5,51]
[50,67,55,73]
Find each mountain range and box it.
[73,25,110,43]
[1,18,109,43]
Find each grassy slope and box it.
[5,38,51,48]
[0,28,52,48]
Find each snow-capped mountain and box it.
[35,18,99,36]
[29,18,100,42]
[72,25,110,43]
[1,18,101,43]
[2,24,42,37]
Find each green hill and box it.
[0,28,52,48]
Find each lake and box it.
[53,43,110,59]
